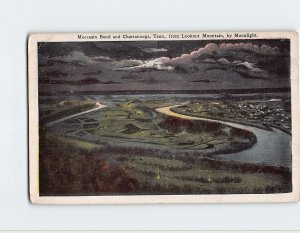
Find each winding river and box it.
[45,102,108,127]
[156,104,292,167]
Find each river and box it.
[45,102,107,127]
[156,104,292,167]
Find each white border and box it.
[28,32,300,204]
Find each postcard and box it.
[28,32,299,204]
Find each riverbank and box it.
[39,133,292,196]
[157,104,292,167]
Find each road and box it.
[45,102,108,127]
[156,104,292,167]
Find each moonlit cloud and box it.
[142,48,168,53]
[91,56,114,62]
[38,40,290,93]
[217,58,231,65]
[112,57,173,71]
[149,42,281,77]
[169,42,280,64]
[50,51,115,65]
[50,51,93,65]
[238,62,263,72]
[112,59,143,69]
[105,42,281,75]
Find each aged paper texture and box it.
[28,32,299,204]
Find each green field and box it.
[39,95,292,195]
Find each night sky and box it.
[38,39,290,94]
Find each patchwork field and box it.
[38,94,292,195]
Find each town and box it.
[176,98,291,133]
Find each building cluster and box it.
[220,100,291,131]
[188,99,291,131]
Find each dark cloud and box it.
[38,39,290,93]
[38,39,289,60]
[83,70,103,75]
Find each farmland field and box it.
[39,93,292,195]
